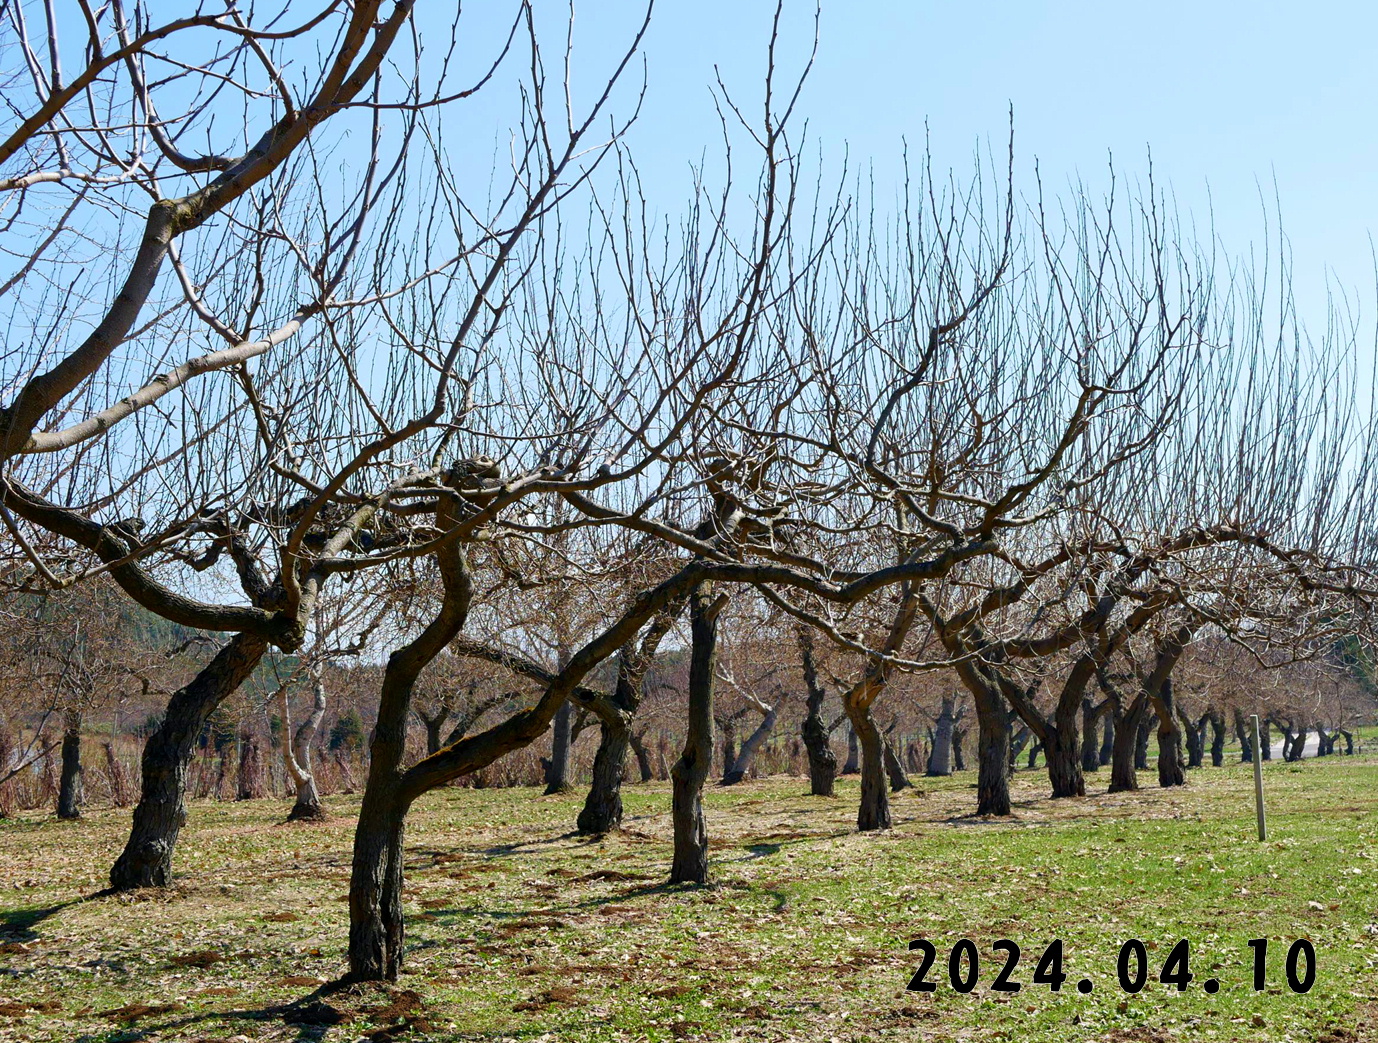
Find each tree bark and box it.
[577,717,631,833]
[1099,714,1114,767]
[1153,678,1186,788]
[882,732,911,792]
[57,709,82,820]
[1260,719,1272,760]
[110,632,268,890]
[629,730,654,781]
[1134,711,1151,770]
[952,726,967,771]
[282,669,328,821]
[973,687,1011,815]
[798,628,837,796]
[849,702,891,829]
[544,699,574,794]
[927,697,956,776]
[1044,703,1084,798]
[670,583,720,884]
[1108,698,1146,793]
[842,725,860,774]
[1208,712,1226,767]
[1233,708,1253,762]
[724,703,779,784]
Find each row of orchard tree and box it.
[2,2,1377,985]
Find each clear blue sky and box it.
[422,1,1378,329]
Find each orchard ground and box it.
[1,755,1376,1043]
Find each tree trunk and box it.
[1208,712,1226,767]
[882,732,911,792]
[577,717,631,834]
[1027,740,1042,770]
[1338,729,1354,755]
[798,630,838,796]
[1288,726,1308,761]
[846,701,891,829]
[974,689,1011,816]
[110,632,268,891]
[1108,700,1145,793]
[1180,712,1204,769]
[724,704,779,784]
[670,584,719,885]
[544,699,573,794]
[1044,707,1084,798]
[630,730,654,781]
[1134,711,1152,769]
[284,670,328,821]
[1260,720,1272,760]
[348,779,407,982]
[57,709,82,820]
[952,726,967,771]
[927,697,955,776]
[236,731,264,800]
[1080,701,1102,773]
[1153,679,1185,788]
[842,725,860,774]
[1099,713,1114,766]
[1233,708,1253,762]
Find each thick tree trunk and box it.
[110,632,268,891]
[927,697,956,776]
[1099,713,1114,766]
[974,690,1011,816]
[1260,720,1272,760]
[798,631,838,796]
[842,726,860,774]
[800,708,836,796]
[848,702,891,829]
[577,717,631,834]
[629,730,654,781]
[1316,727,1332,756]
[348,780,408,982]
[670,585,720,885]
[1338,729,1354,755]
[1208,712,1226,766]
[57,710,82,820]
[1288,726,1308,762]
[1108,701,1144,793]
[544,699,574,794]
[1044,710,1084,798]
[1153,680,1185,788]
[952,726,967,771]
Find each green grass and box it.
[1,756,1376,1041]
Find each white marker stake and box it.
[1251,714,1267,841]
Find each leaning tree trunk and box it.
[973,686,1011,816]
[57,708,83,820]
[1288,726,1308,762]
[927,697,956,776]
[1316,727,1332,756]
[848,702,891,830]
[577,716,631,834]
[1153,679,1185,788]
[282,669,329,821]
[110,632,269,891]
[882,732,911,792]
[629,730,655,781]
[1339,729,1354,755]
[670,584,719,885]
[544,699,574,795]
[724,703,779,785]
[841,726,860,774]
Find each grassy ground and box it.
[1,756,1376,1043]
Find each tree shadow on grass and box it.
[0,892,99,942]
